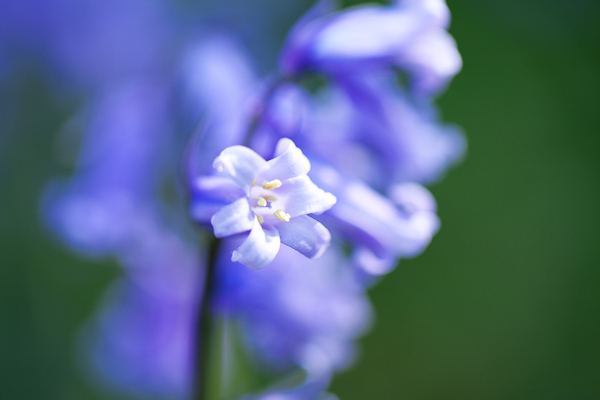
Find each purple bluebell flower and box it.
[401,0,451,28]
[214,241,371,375]
[43,80,171,255]
[257,76,465,188]
[192,138,336,270]
[246,82,449,277]
[280,0,461,97]
[354,181,442,279]
[178,35,260,175]
[315,74,466,186]
[309,162,440,280]
[85,247,199,399]
[43,78,201,399]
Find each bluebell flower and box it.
[309,161,440,279]
[353,181,442,279]
[313,74,466,186]
[43,80,171,256]
[178,34,260,175]
[42,77,204,400]
[401,0,451,27]
[214,241,371,376]
[85,247,199,399]
[43,77,201,399]
[280,0,461,97]
[256,75,465,188]
[244,81,450,277]
[192,138,336,269]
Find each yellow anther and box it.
[274,209,291,222]
[257,197,267,207]
[256,214,264,224]
[263,195,277,202]
[262,179,282,190]
[252,178,257,187]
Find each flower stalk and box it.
[193,236,220,400]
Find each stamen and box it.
[274,209,291,222]
[256,214,264,224]
[252,178,257,187]
[263,195,277,202]
[257,197,267,207]
[262,179,282,190]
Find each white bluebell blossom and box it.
[192,138,336,270]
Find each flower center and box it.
[250,178,290,224]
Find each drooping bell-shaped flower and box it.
[214,241,371,399]
[215,242,371,372]
[179,34,260,175]
[309,161,440,280]
[255,77,465,189]
[191,137,336,270]
[279,0,461,98]
[85,273,197,400]
[43,80,171,256]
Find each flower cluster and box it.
[29,0,465,399]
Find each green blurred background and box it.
[1,0,600,399]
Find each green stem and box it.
[193,237,220,400]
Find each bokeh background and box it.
[1,0,599,399]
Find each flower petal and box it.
[280,2,460,96]
[258,138,311,182]
[277,215,331,259]
[353,247,398,278]
[274,175,336,218]
[341,183,439,257]
[213,146,268,194]
[190,175,246,222]
[210,197,254,238]
[388,182,437,213]
[397,28,462,96]
[232,221,281,270]
[402,0,451,28]
[310,164,439,259]
[311,6,422,65]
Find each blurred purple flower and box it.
[244,80,453,278]
[85,238,200,399]
[178,34,260,175]
[280,0,461,97]
[191,138,336,270]
[214,242,371,375]
[310,163,440,279]
[256,74,465,188]
[43,79,199,398]
[43,80,171,256]
[309,74,466,186]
